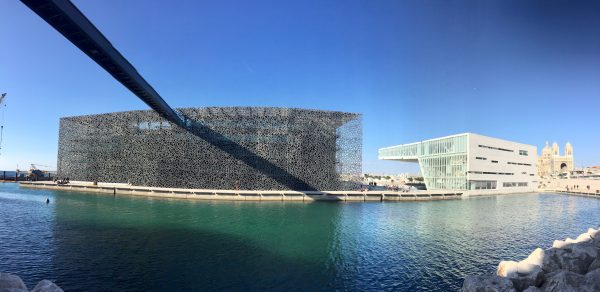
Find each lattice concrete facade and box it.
[57,107,362,191]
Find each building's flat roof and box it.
[379,133,469,150]
[60,106,361,120]
[379,132,536,150]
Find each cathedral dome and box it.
[542,141,552,157]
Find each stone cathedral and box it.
[537,141,574,177]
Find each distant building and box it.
[362,173,422,186]
[378,133,537,193]
[583,166,600,177]
[537,142,574,177]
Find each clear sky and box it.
[1,0,600,173]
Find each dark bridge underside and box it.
[21,0,353,191]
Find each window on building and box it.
[468,171,513,175]
[519,150,528,156]
[491,160,498,163]
[468,180,497,190]
[503,182,528,187]
[508,162,532,166]
[476,157,487,160]
[478,145,514,152]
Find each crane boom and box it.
[0,93,6,156]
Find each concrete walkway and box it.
[19,181,463,202]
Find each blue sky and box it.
[1,0,599,173]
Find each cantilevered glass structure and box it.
[380,133,538,193]
[379,134,468,190]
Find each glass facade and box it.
[379,134,468,190]
[378,142,420,158]
[468,180,497,190]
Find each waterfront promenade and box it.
[19,181,462,202]
[539,178,600,198]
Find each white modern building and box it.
[378,133,538,194]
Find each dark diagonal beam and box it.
[20,0,186,128]
[21,0,318,191]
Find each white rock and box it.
[497,260,519,278]
[517,262,539,275]
[516,248,545,275]
[565,237,577,244]
[525,248,545,266]
[553,240,570,249]
[588,228,599,239]
[575,233,592,243]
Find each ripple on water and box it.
[1,185,600,291]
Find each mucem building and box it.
[57,107,362,191]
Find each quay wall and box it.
[539,178,600,195]
[464,189,537,197]
[19,181,463,202]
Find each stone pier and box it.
[19,181,463,202]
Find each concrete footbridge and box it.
[19,0,335,192]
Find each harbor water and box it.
[1,183,599,291]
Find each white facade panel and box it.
[467,133,537,193]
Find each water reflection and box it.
[1,184,599,291]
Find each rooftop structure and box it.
[379,133,538,193]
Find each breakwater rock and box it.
[0,273,63,292]
[462,227,600,292]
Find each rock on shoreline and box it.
[462,227,600,292]
[0,273,63,292]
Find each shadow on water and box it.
[50,223,335,291]
[43,189,341,291]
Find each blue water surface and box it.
[1,183,599,291]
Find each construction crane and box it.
[0,93,6,156]
[28,163,51,180]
